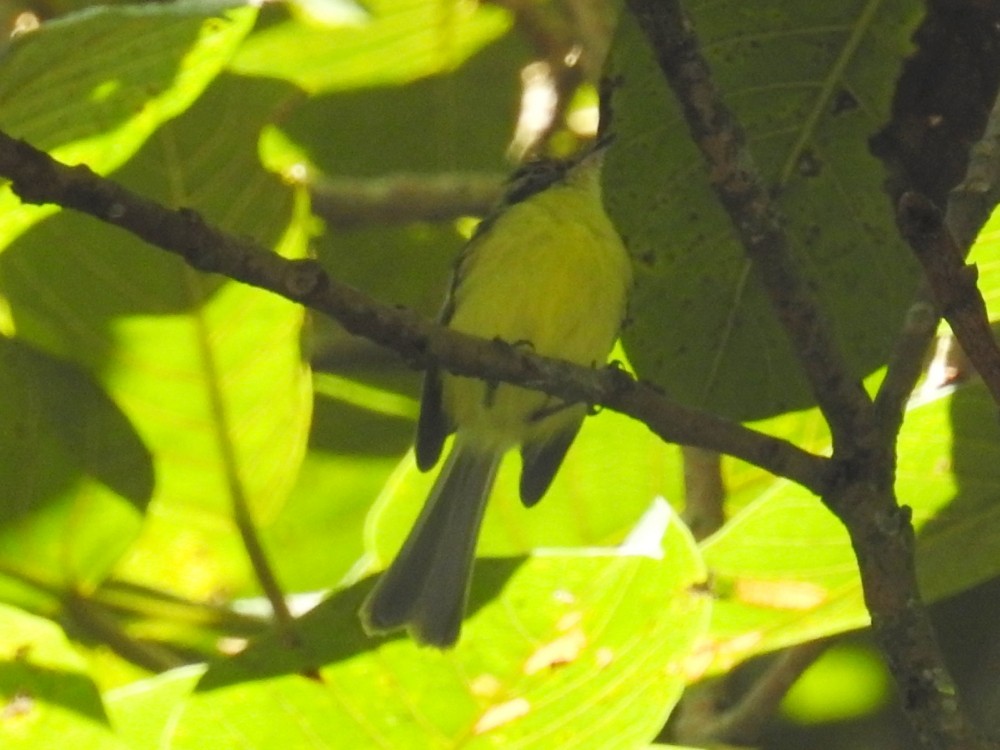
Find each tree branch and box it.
[830,481,992,750]
[622,2,994,748]
[875,83,1000,449]
[0,129,831,495]
[872,288,939,439]
[897,192,1000,408]
[309,172,502,231]
[672,639,830,746]
[624,0,876,456]
[680,446,725,541]
[946,82,1000,253]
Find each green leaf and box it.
[230,0,512,93]
[264,457,388,588]
[0,603,125,749]
[0,74,312,601]
[696,377,1000,672]
[780,642,890,724]
[685,201,1000,671]
[0,0,257,244]
[104,666,204,750]
[169,509,709,749]
[968,200,1000,307]
[604,0,924,420]
[257,356,423,593]
[284,0,369,28]
[0,338,153,603]
[274,18,525,175]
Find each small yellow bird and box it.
[360,144,633,647]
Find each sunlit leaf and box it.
[0,0,256,244]
[104,666,204,750]
[230,0,511,93]
[0,604,125,749]
[0,338,152,605]
[696,377,1000,672]
[781,642,891,724]
[169,509,708,749]
[0,75,312,601]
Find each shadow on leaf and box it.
[196,556,523,692]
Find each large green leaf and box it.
[683,201,1000,672]
[261,377,414,589]
[230,0,512,93]
[0,75,312,601]
[969,198,1000,309]
[0,603,125,749]
[105,666,204,750]
[0,338,152,605]
[168,508,708,750]
[604,0,924,420]
[693,377,1000,674]
[0,0,257,244]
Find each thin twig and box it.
[680,446,725,541]
[709,640,829,744]
[230,475,299,646]
[95,579,268,634]
[187,264,299,646]
[309,172,502,230]
[673,640,830,746]
[897,192,1000,407]
[947,86,1000,252]
[872,286,939,441]
[860,81,1000,750]
[830,480,991,750]
[62,592,185,673]
[875,85,1000,450]
[671,448,729,745]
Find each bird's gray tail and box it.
[360,441,500,647]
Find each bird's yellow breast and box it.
[442,166,632,448]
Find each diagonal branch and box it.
[875,86,1000,440]
[309,172,502,230]
[897,192,1000,407]
[624,0,876,456]
[672,639,830,747]
[622,2,994,748]
[0,129,831,495]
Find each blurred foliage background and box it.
[0,0,998,748]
